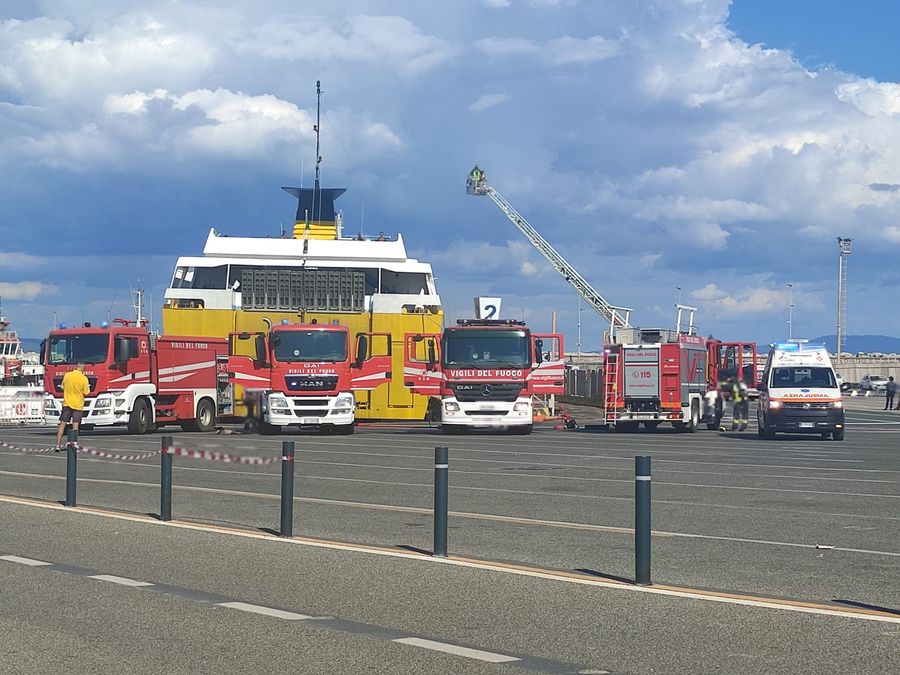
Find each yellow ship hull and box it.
[162,306,443,420]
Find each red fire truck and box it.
[602,328,708,432]
[43,321,228,433]
[404,319,565,434]
[226,321,391,434]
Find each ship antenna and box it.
[313,79,323,223]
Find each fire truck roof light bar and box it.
[455,319,527,327]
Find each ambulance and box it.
[756,341,845,441]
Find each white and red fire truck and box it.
[403,319,565,434]
[602,327,709,432]
[226,321,391,434]
[43,321,228,433]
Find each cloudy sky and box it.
[2,0,899,351]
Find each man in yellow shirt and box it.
[56,362,91,447]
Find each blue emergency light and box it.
[773,342,799,351]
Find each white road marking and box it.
[0,554,51,566]
[393,637,520,663]
[217,601,310,620]
[89,574,154,587]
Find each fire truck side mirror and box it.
[39,339,46,365]
[352,334,368,369]
[113,337,131,364]
[534,338,544,364]
[254,334,268,366]
[427,340,436,367]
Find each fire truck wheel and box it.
[615,422,639,433]
[127,398,151,435]
[195,398,216,432]
[687,402,700,433]
[259,422,281,435]
[643,422,660,432]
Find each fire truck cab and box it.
[227,321,391,434]
[404,319,564,434]
[43,322,228,433]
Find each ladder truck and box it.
[466,167,755,431]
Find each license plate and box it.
[301,417,319,424]
[799,422,814,429]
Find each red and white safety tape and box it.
[162,446,285,465]
[0,440,59,454]
[73,445,161,461]
[2,439,287,464]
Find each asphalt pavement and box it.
[1,397,898,673]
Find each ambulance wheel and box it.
[763,424,776,440]
[512,424,533,435]
[127,398,151,435]
[441,424,465,435]
[334,423,355,435]
[832,428,845,441]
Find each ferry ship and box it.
[0,307,45,425]
[162,83,443,420]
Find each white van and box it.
[757,342,845,441]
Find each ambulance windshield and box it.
[770,367,837,389]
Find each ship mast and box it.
[313,79,323,224]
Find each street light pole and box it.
[787,283,793,340]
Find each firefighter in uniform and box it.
[724,375,749,431]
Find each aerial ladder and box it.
[466,166,632,337]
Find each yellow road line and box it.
[1,493,897,624]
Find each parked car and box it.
[860,374,888,392]
[834,373,853,392]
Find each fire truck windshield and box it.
[48,334,109,365]
[443,330,530,368]
[272,330,348,363]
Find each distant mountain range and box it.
[809,335,900,354]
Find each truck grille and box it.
[782,402,833,410]
[52,375,98,394]
[284,374,338,392]
[449,381,524,402]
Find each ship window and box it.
[191,265,228,289]
[240,267,365,312]
[380,272,428,294]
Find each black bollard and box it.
[280,441,295,537]
[65,429,78,507]
[635,455,652,585]
[433,446,449,557]
[160,436,173,521]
